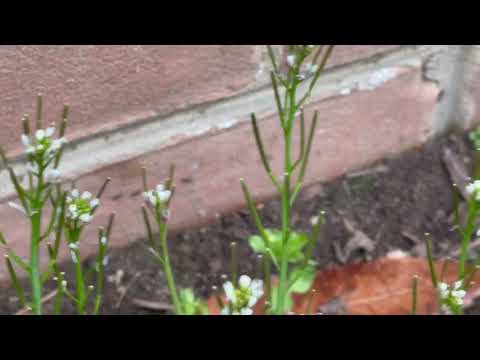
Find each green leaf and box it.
[249,229,309,268]
[179,289,209,315]
[289,265,317,294]
[249,234,267,253]
[0,230,6,246]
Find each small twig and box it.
[449,238,480,258]
[115,272,142,309]
[442,147,470,200]
[131,298,175,312]
[14,289,58,315]
[402,231,422,245]
[347,165,389,179]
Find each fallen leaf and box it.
[207,257,480,315]
[292,257,480,315]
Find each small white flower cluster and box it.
[466,180,480,200]
[221,275,263,315]
[438,281,466,314]
[66,189,99,225]
[286,45,321,81]
[21,127,67,162]
[143,184,171,208]
[25,162,61,183]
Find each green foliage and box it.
[179,289,209,315]
[249,229,310,268]
[469,127,480,150]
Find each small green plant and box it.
[141,166,208,315]
[0,96,113,315]
[142,45,334,315]
[240,45,335,315]
[422,178,480,315]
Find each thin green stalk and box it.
[263,255,272,311]
[74,253,87,315]
[460,198,479,279]
[6,257,27,308]
[30,171,44,315]
[68,229,87,315]
[276,83,298,315]
[411,276,418,315]
[158,221,182,315]
[425,235,438,288]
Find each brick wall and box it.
[0,45,476,280]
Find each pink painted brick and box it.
[0,45,259,156]
[0,68,439,281]
[328,45,401,68]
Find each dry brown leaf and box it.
[207,257,480,315]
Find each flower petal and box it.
[239,275,251,289]
[223,281,236,303]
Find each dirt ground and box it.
[2,130,480,315]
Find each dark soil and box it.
[2,130,480,315]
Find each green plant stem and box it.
[30,174,44,315]
[69,229,87,315]
[74,253,86,314]
[460,199,479,279]
[158,220,182,315]
[275,81,298,315]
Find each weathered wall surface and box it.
[0,45,476,280]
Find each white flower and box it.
[466,180,480,196]
[158,190,171,203]
[81,191,92,200]
[90,198,99,208]
[100,237,108,246]
[79,213,92,223]
[144,184,171,207]
[223,281,236,304]
[65,189,99,226]
[438,281,467,313]
[452,290,466,299]
[239,275,251,289]
[20,127,67,160]
[68,243,78,250]
[35,129,46,141]
[287,54,296,67]
[454,281,463,290]
[240,308,253,315]
[222,275,263,315]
